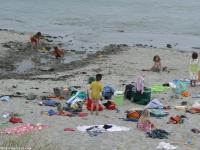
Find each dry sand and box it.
[0,31,200,150]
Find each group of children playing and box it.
[30,31,199,132]
[151,52,200,86]
[87,53,199,132]
[30,32,64,59]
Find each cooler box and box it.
[113,91,124,106]
[132,87,151,105]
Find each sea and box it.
[0,0,200,51]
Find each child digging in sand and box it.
[151,55,168,72]
[137,108,155,132]
[89,74,103,115]
[189,52,199,87]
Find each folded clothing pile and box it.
[168,115,185,124]
[149,109,169,118]
[147,129,169,139]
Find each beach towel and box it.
[146,99,163,109]
[77,124,130,133]
[3,123,48,135]
[156,142,177,150]
[150,85,169,93]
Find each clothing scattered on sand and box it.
[168,115,184,124]
[156,142,177,150]
[64,128,75,132]
[85,125,118,137]
[191,128,200,134]
[147,129,169,139]
[3,123,48,135]
[146,99,163,109]
[121,118,139,122]
[175,106,187,111]
[77,124,130,136]
[48,109,57,116]
[42,99,60,107]
[149,109,169,118]
[0,96,10,102]
[9,117,23,124]
[86,126,104,137]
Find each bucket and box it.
[132,87,151,105]
[113,91,124,106]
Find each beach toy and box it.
[181,91,190,97]
[113,91,124,106]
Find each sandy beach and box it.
[0,30,200,150]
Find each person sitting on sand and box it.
[150,55,168,72]
[189,52,199,87]
[137,108,155,132]
[30,32,42,49]
[89,74,103,116]
[52,47,64,59]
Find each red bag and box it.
[9,117,23,124]
[106,102,116,110]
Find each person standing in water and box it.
[52,47,64,59]
[30,32,42,49]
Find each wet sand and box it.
[0,30,200,150]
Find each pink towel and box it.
[3,123,48,135]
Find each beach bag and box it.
[102,86,114,100]
[127,111,141,119]
[124,84,134,100]
[103,101,116,110]
[9,117,23,124]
